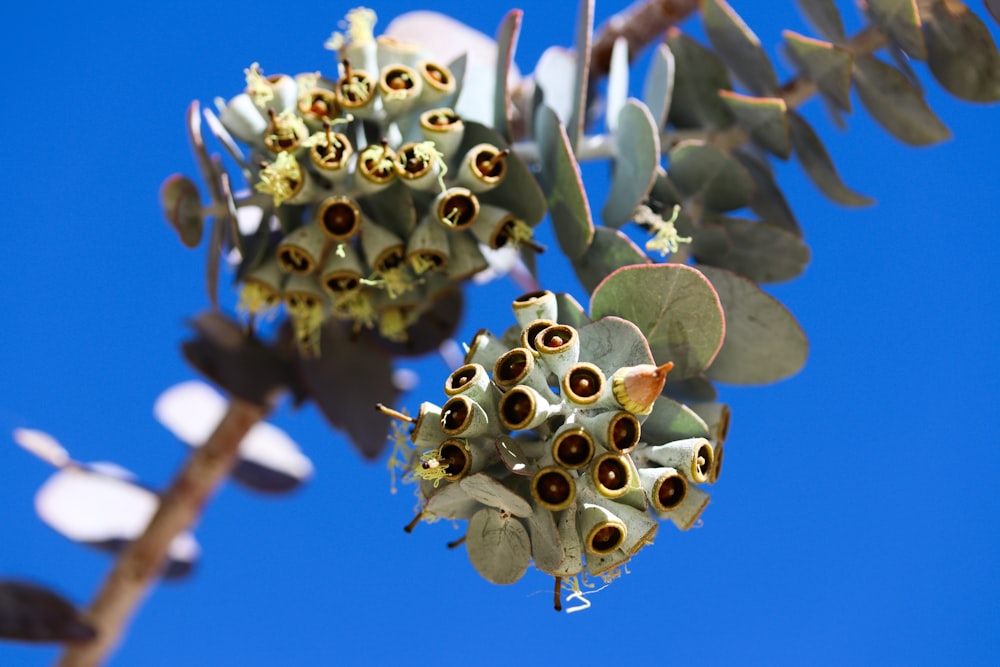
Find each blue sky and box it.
[2,1,999,665]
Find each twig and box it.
[589,0,702,79]
[57,398,268,667]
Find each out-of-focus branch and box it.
[589,0,702,78]
[57,398,268,667]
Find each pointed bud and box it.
[611,362,674,415]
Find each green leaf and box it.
[693,216,811,283]
[783,31,853,113]
[852,55,952,146]
[572,226,650,294]
[606,38,629,133]
[697,265,808,385]
[555,292,592,329]
[460,121,547,226]
[794,0,846,41]
[703,0,779,96]
[665,32,735,130]
[205,214,224,310]
[534,106,594,258]
[718,92,790,159]
[493,10,522,142]
[590,264,725,378]
[578,317,656,376]
[297,318,399,459]
[641,396,711,444]
[0,580,96,643]
[867,0,926,60]
[160,174,204,249]
[643,43,675,128]
[925,1,1000,102]
[603,100,661,228]
[787,110,874,206]
[569,0,595,150]
[732,152,801,235]
[668,141,755,212]
[466,508,531,584]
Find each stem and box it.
[589,0,702,79]
[57,398,268,667]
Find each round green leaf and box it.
[466,508,531,585]
[160,175,204,249]
[925,2,1000,102]
[668,141,755,212]
[602,100,661,228]
[697,265,808,385]
[572,226,650,295]
[590,264,725,378]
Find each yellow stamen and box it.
[237,282,280,318]
[244,62,274,109]
[254,152,302,206]
[639,204,692,256]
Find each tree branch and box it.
[57,398,268,667]
[589,0,703,78]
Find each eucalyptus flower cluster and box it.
[386,290,728,607]
[184,9,541,356]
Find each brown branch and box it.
[57,398,268,667]
[589,0,703,79]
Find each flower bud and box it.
[561,362,614,409]
[574,410,641,455]
[519,319,557,356]
[468,204,518,249]
[611,362,674,416]
[577,502,626,556]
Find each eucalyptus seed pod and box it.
[353,142,397,194]
[661,483,710,531]
[493,347,559,402]
[359,220,405,276]
[433,187,479,230]
[550,424,595,470]
[262,108,309,155]
[283,274,328,357]
[419,108,465,163]
[497,385,561,431]
[376,35,422,69]
[534,324,580,379]
[319,242,364,295]
[237,258,286,316]
[530,466,576,511]
[468,204,518,249]
[562,362,615,409]
[440,395,492,439]
[639,438,714,484]
[519,319,557,356]
[577,501,627,556]
[588,453,646,511]
[443,363,495,404]
[217,93,269,145]
[512,290,558,329]
[307,130,354,184]
[638,467,688,514]
[573,410,641,455]
[335,65,377,117]
[406,214,449,275]
[257,72,299,113]
[257,152,323,206]
[691,402,730,484]
[457,143,508,193]
[378,64,423,118]
[394,141,444,191]
[276,223,326,275]
[416,60,456,107]
[425,438,497,482]
[315,196,362,241]
[296,82,339,129]
[410,402,446,449]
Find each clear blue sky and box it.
[3,1,998,665]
